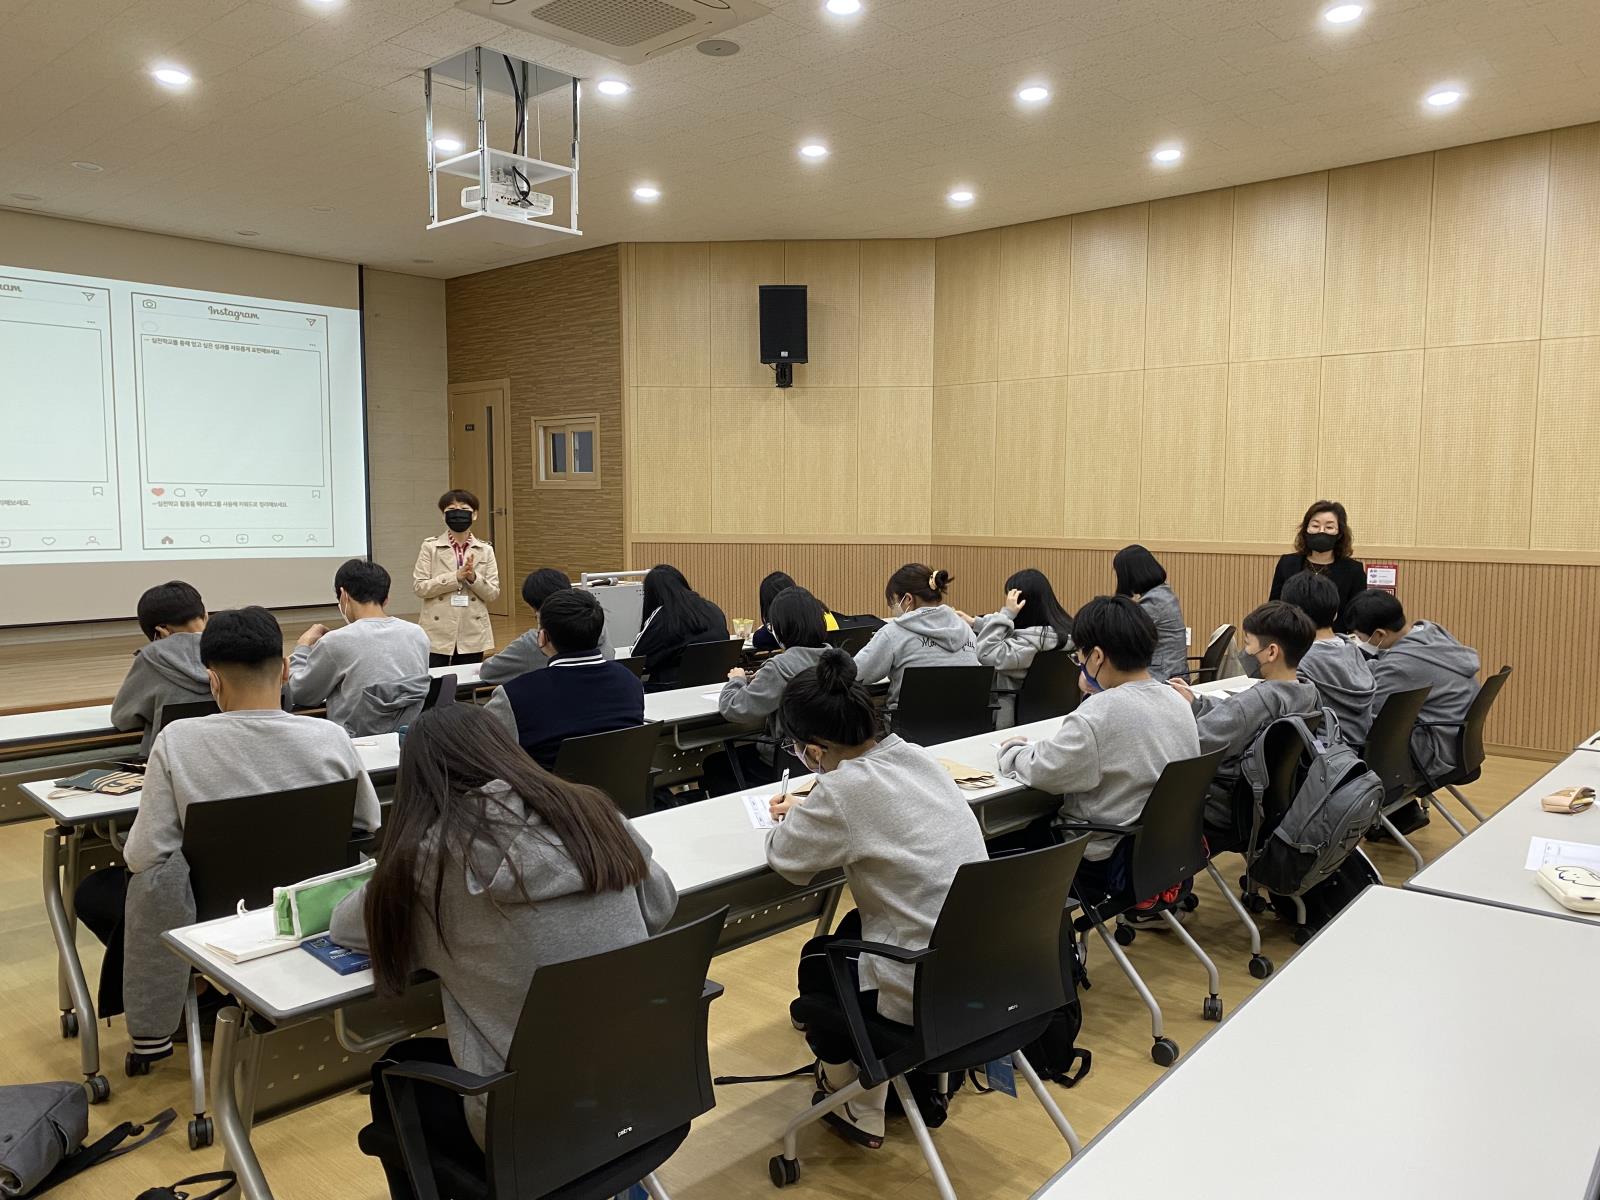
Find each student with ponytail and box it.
[765,648,987,1148]
[851,563,978,721]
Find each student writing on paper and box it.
[631,563,729,685]
[110,580,213,756]
[75,606,382,1068]
[329,704,677,1170]
[765,649,986,1149]
[959,568,1075,729]
[478,567,616,686]
[851,563,978,725]
[1282,572,1375,746]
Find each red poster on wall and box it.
[1366,563,1398,593]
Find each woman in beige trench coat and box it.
[413,488,501,667]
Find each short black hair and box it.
[759,571,799,623]
[1071,595,1157,672]
[1242,601,1315,667]
[1112,544,1167,596]
[136,580,205,641]
[767,586,827,649]
[1280,572,1340,630]
[200,607,284,674]
[521,567,572,612]
[537,588,605,655]
[335,559,390,605]
[438,489,480,512]
[1345,589,1406,635]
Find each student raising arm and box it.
[962,568,1075,729]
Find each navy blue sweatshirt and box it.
[483,649,646,770]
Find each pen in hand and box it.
[777,769,790,822]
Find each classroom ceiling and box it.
[2,0,1599,278]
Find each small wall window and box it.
[536,416,600,489]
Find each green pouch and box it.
[272,860,375,939]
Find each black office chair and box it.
[174,779,360,1149]
[823,626,874,656]
[771,841,1087,1194]
[1412,666,1512,838]
[617,655,647,679]
[672,639,746,687]
[1187,625,1235,684]
[553,723,662,819]
[1362,686,1433,874]
[890,665,996,745]
[1066,750,1226,1066]
[422,673,456,711]
[152,698,220,736]
[1012,650,1081,726]
[363,909,727,1200]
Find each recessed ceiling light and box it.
[433,136,464,154]
[236,230,260,238]
[799,142,829,159]
[825,0,862,13]
[151,66,191,88]
[1152,145,1183,165]
[696,39,740,56]
[596,78,630,96]
[633,185,661,201]
[1016,84,1050,104]
[948,189,975,205]
[1425,87,1463,108]
[1322,3,1363,24]
[9,192,41,202]
[71,161,103,173]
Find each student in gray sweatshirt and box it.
[75,607,381,1064]
[110,580,213,756]
[852,563,979,720]
[1171,602,1322,835]
[479,567,614,686]
[962,568,1076,729]
[287,558,431,734]
[1282,573,1375,746]
[330,703,676,1174]
[999,596,1200,898]
[716,585,828,779]
[767,648,986,1147]
[1114,544,1189,682]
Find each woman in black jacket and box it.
[632,564,729,683]
[1269,500,1365,632]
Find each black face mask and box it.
[1238,651,1263,679]
[445,509,474,533]
[1305,532,1338,554]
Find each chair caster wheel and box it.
[769,1155,799,1187]
[1202,995,1223,1022]
[125,1052,152,1077]
[86,1075,110,1103]
[1242,893,1268,913]
[1180,894,1199,912]
[1291,926,1312,946]
[61,1012,78,1039]
[1249,954,1273,979]
[188,1117,214,1151]
[1113,924,1136,946]
[1151,1037,1180,1067]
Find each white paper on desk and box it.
[201,907,303,964]
[1524,836,1600,872]
[701,690,725,701]
[744,793,778,830]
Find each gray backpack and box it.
[0,1083,173,1198]
[1239,709,1384,898]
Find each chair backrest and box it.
[1457,666,1512,778]
[616,655,646,679]
[673,638,745,687]
[1254,719,1312,833]
[910,840,1086,1061]
[1129,750,1226,899]
[1194,625,1235,683]
[487,909,726,1199]
[892,665,996,745]
[1363,686,1431,801]
[153,698,220,736]
[181,779,358,919]
[553,722,661,818]
[823,626,874,656]
[1013,649,1081,725]
[422,673,455,711]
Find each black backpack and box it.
[1269,849,1380,937]
[1018,921,1092,1087]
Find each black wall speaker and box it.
[759,284,807,386]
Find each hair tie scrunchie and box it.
[928,573,938,591]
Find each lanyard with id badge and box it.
[450,539,472,606]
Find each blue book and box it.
[300,936,371,976]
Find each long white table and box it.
[1031,886,1600,1199]
[1406,750,1600,926]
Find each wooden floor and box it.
[0,755,1550,1199]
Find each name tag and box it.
[450,592,471,607]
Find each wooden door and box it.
[446,380,513,618]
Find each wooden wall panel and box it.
[1068,203,1148,375]
[1417,342,1540,548]
[785,241,860,388]
[631,242,709,386]
[709,387,785,535]
[1064,371,1142,538]
[629,387,710,535]
[1224,358,1322,541]
[934,230,1000,385]
[931,383,996,537]
[993,377,1068,539]
[710,241,784,387]
[784,389,858,534]
[1427,132,1550,346]
[1531,337,1600,550]
[859,240,934,387]
[1230,172,1327,361]
[997,216,1072,380]
[1317,350,1424,546]
[1323,154,1433,354]
[857,387,932,538]
[1145,189,1232,368]
[1543,125,1600,340]
[1140,365,1228,540]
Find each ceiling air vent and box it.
[458,0,771,65]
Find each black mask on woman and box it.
[444,509,474,533]
[1305,532,1338,554]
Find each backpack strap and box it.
[32,1108,177,1194]
[135,1171,238,1200]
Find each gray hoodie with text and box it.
[852,605,979,714]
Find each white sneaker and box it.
[814,1061,887,1148]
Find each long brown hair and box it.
[1292,499,1353,559]
[363,704,648,994]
